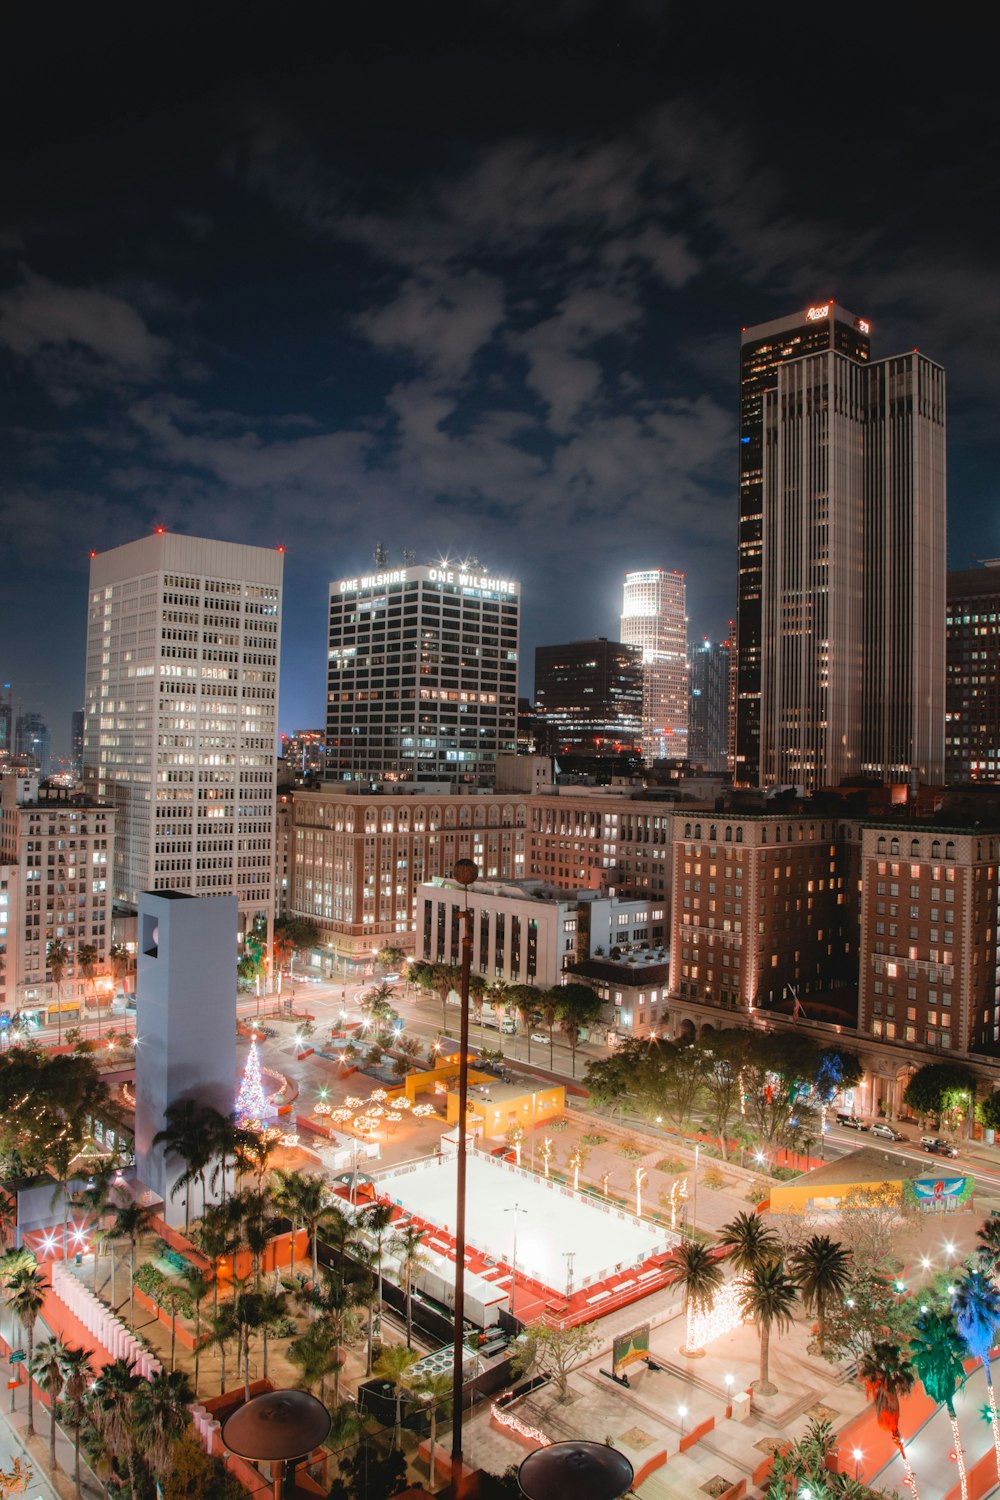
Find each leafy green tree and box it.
[718,1212,780,1274]
[160,1434,247,1500]
[857,1340,920,1500]
[554,982,603,1077]
[509,1320,599,1398]
[978,1091,1000,1134]
[821,1272,916,1364]
[903,1062,976,1123]
[376,945,407,971]
[911,1307,969,1500]
[667,1241,724,1356]
[0,1047,109,1182]
[5,1265,46,1436]
[699,1030,749,1158]
[328,1442,408,1500]
[740,1259,798,1394]
[790,1235,852,1349]
[274,916,320,954]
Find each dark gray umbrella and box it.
[518,1440,634,1499]
[223,1390,331,1499]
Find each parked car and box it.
[920,1136,960,1157]
[530,1032,549,1044]
[870,1122,907,1142]
[836,1112,868,1130]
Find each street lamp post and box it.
[505,1202,525,1320]
[692,1143,700,1231]
[450,857,479,1476]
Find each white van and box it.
[500,1017,517,1035]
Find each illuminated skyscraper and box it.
[84,532,283,939]
[620,569,688,762]
[326,562,519,784]
[736,301,945,789]
[534,638,643,755]
[735,302,870,784]
[946,561,1000,783]
[688,636,732,773]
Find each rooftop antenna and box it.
[373,542,388,567]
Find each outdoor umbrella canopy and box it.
[222,1389,331,1462]
[517,1440,634,1499]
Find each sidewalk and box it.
[0,1307,103,1500]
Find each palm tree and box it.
[857,1340,920,1500]
[58,1344,93,1497]
[154,1099,226,1231]
[135,1367,195,1482]
[106,1197,156,1324]
[409,1370,453,1489]
[288,1322,342,1405]
[90,1357,144,1499]
[301,1269,367,1408]
[108,941,131,998]
[76,941,99,1036]
[193,1202,235,1321]
[73,1166,114,1292]
[389,1223,429,1349]
[373,1344,419,1450]
[209,1113,240,1208]
[668,1240,724,1355]
[271,1167,308,1274]
[911,1308,969,1500]
[953,1268,1000,1475]
[740,1258,798,1395]
[298,1176,336,1285]
[789,1234,852,1349]
[539,991,559,1069]
[5,1264,46,1435]
[360,1201,395,1374]
[182,1264,213,1394]
[718,1211,780,1273]
[46,937,71,1045]
[32,1334,67,1472]
[430,963,461,1033]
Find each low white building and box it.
[416,875,660,990]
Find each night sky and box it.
[3,4,997,757]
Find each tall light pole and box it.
[450,857,478,1475]
[505,1202,525,1320]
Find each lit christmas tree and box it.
[236,1036,269,1126]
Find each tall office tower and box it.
[946,560,1000,783]
[84,533,283,942]
[735,302,871,784]
[688,636,732,772]
[534,638,643,755]
[620,568,689,762]
[0,685,11,760]
[735,300,946,790]
[15,713,50,775]
[327,561,519,784]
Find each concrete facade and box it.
[134,891,237,1223]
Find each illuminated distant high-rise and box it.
[620,569,688,763]
[326,561,519,784]
[84,532,283,940]
[735,300,945,790]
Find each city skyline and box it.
[2,9,998,753]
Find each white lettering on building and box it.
[806,304,830,322]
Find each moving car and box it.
[870,1122,907,1142]
[530,1032,549,1044]
[836,1112,868,1131]
[920,1136,960,1157]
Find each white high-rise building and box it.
[326,561,519,784]
[84,532,283,940]
[620,569,688,762]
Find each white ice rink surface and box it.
[378,1151,671,1291]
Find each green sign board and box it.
[612,1324,650,1377]
[9,1350,25,1363]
